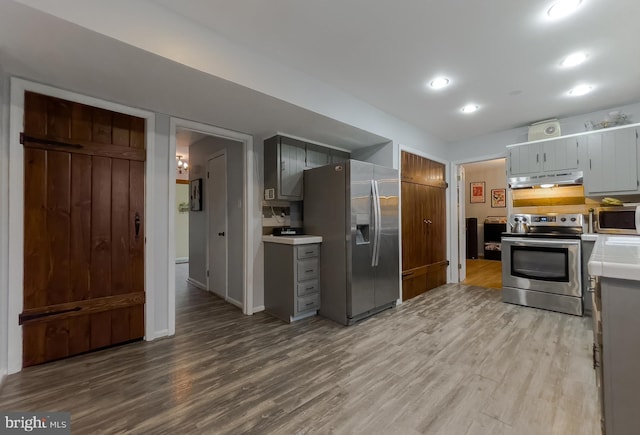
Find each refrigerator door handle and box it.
[373,180,382,267]
[370,180,378,267]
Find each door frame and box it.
[206,150,229,301]
[167,117,254,317]
[449,153,509,284]
[397,145,450,301]
[6,78,156,374]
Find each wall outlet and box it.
[264,188,275,200]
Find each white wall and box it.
[175,183,189,261]
[463,159,507,256]
[188,135,245,304]
[11,0,447,162]
[0,65,9,383]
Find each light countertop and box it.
[262,235,323,245]
[581,233,599,242]
[588,235,640,281]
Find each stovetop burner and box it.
[504,213,584,238]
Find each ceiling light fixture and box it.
[568,84,593,96]
[561,51,588,68]
[547,0,582,19]
[429,77,450,89]
[461,104,479,114]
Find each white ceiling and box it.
[2,0,640,148]
[152,0,640,142]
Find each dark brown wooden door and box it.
[401,151,448,301]
[21,92,146,367]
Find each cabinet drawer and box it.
[297,244,319,259]
[297,293,320,313]
[297,259,319,281]
[297,280,319,297]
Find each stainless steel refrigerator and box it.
[304,160,400,325]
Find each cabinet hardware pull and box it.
[135,213,141,240]
[305,269,313,273]
[305,302,314,306]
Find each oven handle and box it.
[502,237,581,246]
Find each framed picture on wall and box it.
[190,178,203,211]
[470,181,485,203]
[491,188,506,208]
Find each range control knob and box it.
[571,217,577,222]
[560,217,567,222]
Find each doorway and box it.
[455,158,507,289]
[169,120,249,313]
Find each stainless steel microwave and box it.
[596,206,640,235]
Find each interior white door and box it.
[458,165,466,282]
[207,152,228,298]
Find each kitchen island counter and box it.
[588,235,640,281]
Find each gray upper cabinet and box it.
[305,143,330,169]
[508,137,579,176]
[585,128,638,195]
[264,135,306,201]
[265,135,351,200]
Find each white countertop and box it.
[588,235,640,281]
[581,233,599,242]
[262,235,323,245]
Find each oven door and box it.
[502,237,581,297]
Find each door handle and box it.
[135,213,141,240]
[218,232,225,236]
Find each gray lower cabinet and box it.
[264,243,321,322]
[598,277,640,435]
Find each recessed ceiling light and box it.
[568,84,593,96]
[561,52,588,68]
[547,0,582,19]
[461,104,479,114]
[429,77,450,89]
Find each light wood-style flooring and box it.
[463,259,503,289]
[0,264,600,434]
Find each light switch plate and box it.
[264,188,275,200]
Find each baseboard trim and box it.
[175,257,189,264]
[226,297,243,309]
[253,305,265,313]
[187,277,206,290]
[145,329,170,341]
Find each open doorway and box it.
[174,128,244,310]
[169,118,254,323]
[457,158,507,289]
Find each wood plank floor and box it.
[463,259,503,289]
[0,264,601,434]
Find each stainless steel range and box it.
[502,213,583,315]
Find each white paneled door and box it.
[207,152,228,299]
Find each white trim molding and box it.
[187,277,207,290]
[7,78,157,373]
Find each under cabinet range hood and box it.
[509,171,583,189]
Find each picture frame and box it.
[491,188,506,208]
[470,181,485,203]
[190,178,203,211]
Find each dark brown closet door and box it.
[22,92,146,367]
[401,151,448,301]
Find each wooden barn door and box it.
[401,151,448,301]
[21,91,146,367]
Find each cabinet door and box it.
[542,137,579,172]
[330,149,350,163]
[509,143,541,175]
[279,138,306,199]
[586,129,638,195]
[305,143,330,168]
